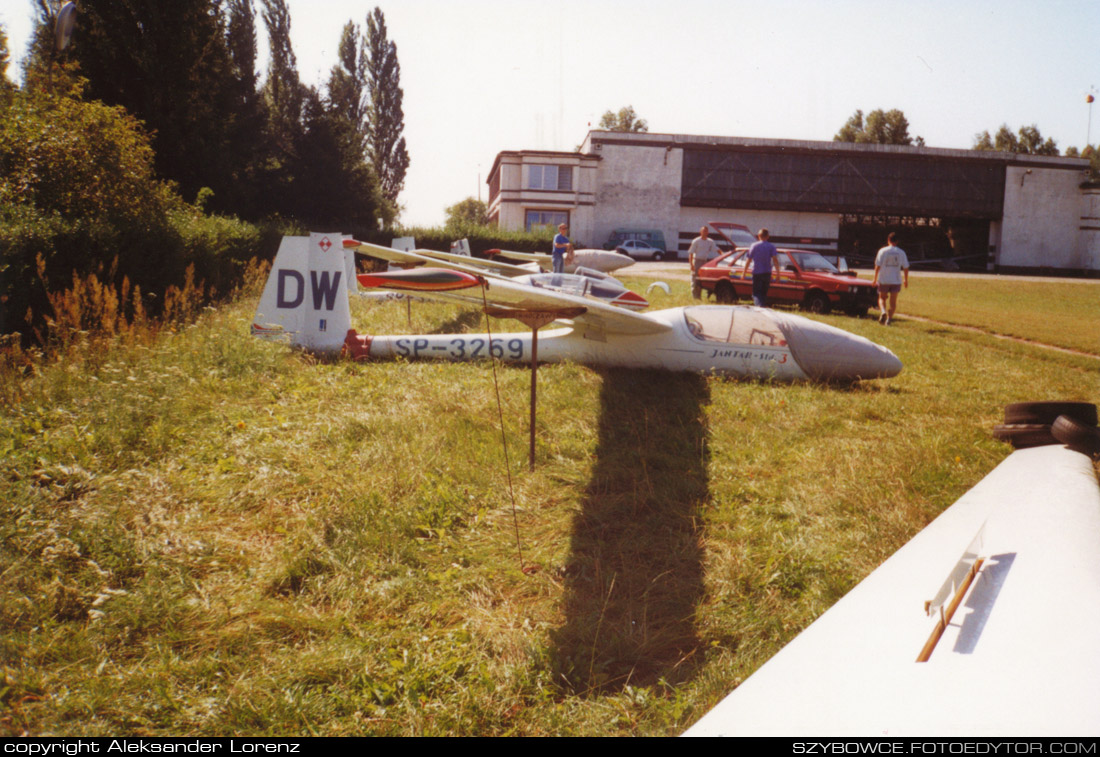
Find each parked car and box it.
[604,228,667,253]
[696,248,878,316]
[615,238,668,261]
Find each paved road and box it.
[625,261,1100,285]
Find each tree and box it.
[43,0,241,204]
[972,130,994,151]
[262,0,304,158]
[599,105,648,133]
[290,87,383,229]
[1018,124,1058,155]
[973,124,1058,155]
[220,0,269,217]
[0,23,11,91]
[1065,144,1099,180]
[365,7,409,213]
[326,21,368,150]
[445,197,489,227]
[834,108,918,145]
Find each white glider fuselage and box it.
[359,306,901,382]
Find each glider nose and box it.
[776,313,903,381]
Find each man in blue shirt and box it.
[742,228,780,307]
[552,223,573,273]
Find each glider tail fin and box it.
[251,232,352,355]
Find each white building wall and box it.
[590,143,683,253]
[1000,165,1088,269]
[589,141,840,257]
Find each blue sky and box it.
[3,0,1098,226]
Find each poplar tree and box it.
[223,0,268,216]
[365,7,409,211]
[327,21,367,150]
[0,24,12,99]
[261,0,304,158]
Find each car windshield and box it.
[789,252,840,273]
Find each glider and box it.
[252,234,902,382]
[487,247,635,274]
[344,239,650,310]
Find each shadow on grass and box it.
[430,308,485,334]
[549,368,710,694]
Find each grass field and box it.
[902,275,1100,356]
[1,274,1098,736]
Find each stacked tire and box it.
[993,401,1100,457]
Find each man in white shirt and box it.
[872,232,910,325]
[688,226,721,299]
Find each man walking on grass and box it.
[873,232,910,325]
[743,228,780,307]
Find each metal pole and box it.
[529,327,538,471]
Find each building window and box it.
[525,210,569,232]
[527,165,573,191]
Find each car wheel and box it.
[1052,414,1100,456]
[804,291,831,315]
[715,281,736,304]
[653,251,664,261]
[1003,401,1097,427]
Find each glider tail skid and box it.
[251,233,353,355]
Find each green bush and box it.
[345,223,557,257]
[0,88,277,337]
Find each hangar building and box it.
[486,130,1099,274]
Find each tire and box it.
[1003,402,1097,427]
[715,281,736,304]
[1052,414,1100,456]
[992,423,1060,449]
[844,306,869,318]
[653,251,664,261]
[804,291,831,315]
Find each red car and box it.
[697,227,877,316]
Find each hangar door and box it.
[681,148,1004,268]
[680,148,1005,218]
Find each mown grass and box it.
[1,275,1097,736]
[901,275,1100,355]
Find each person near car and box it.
[742,229,780,307]
[552,223,573,274]
[688,226,722,299]
[872,232,910,325]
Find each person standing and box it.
[552,223,573,274]
[873,232,910,325]
[742,228,780,307]
[688,226,722,299]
